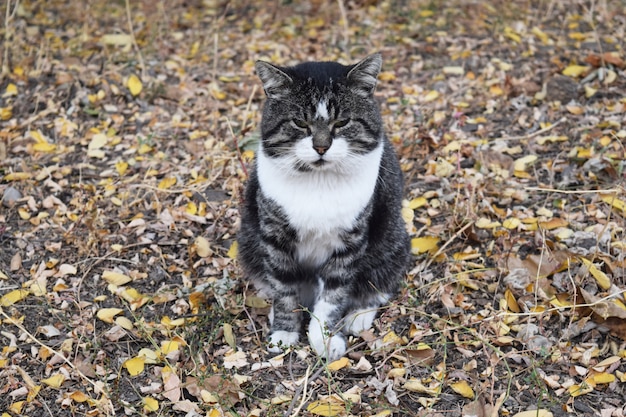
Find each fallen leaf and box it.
[42,374,65,388]
[0,289,29,306]
[127,74,143,96]
[96,308,124,323]
[327,357,350,371]
[450,380,474,398]
[102,270,132,285]
[123,356,146,376]
[307,401,345,417]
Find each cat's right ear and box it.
[255,61,293,99]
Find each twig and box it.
[3,0,20,75]
[336,0,350,47]
[525,187,620,194]
[124,0,146,80]
[497,117,566,141]
[287,365,312,417]
[224,116,249,178]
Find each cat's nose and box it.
[315,146,329,155]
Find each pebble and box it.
[2,186,22,207]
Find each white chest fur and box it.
[257,141,383,267]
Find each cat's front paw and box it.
[308,323,346,361]
[267,331,299,353]
[344,308,377,336]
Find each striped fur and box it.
[238,54,410,360]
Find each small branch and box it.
[336,0,350,47]
[224,116,249,178]
[497,117,566,141]
[125,0,146,80]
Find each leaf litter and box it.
[1,0,626,416]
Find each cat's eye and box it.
[293,119,309,129]
[334,119,350,128]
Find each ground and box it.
[1,0,626,416]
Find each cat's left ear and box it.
[347,53,382,97]
[255,61,293,99]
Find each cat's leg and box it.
[307,285,349,361]
[267,286,301,353]
[343,293,391,336]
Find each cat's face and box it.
[255,54,384,173]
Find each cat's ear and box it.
[347,53,382,97]
[255,61,293,99]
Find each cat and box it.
[238,53,410,361]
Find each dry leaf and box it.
[128,74,143,96]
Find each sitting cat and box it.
[238,53,410,361]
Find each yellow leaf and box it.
[42,374,65,388]
[513,154,538,172]
[102,270,132,285]
[123,356,146,376]
[115,316,134,330]
[378,71,396,81]
[194,236,212,257]
[327,357,350,371]
[531,27,550,44]
[138,348,158,364]
[0,289,29,306]
[96,308,124,323]
[161,339,181,355]
[408,196,427,209]
[143,396,159,412]
[538,217,568,230]
[568,383,593,397]
[490,85,504,96]
[69,391,90,402]
[580,257,611,290]
[442,66,464,76]
[423,90,439,102]
[245,295,269,308]
[158,177,177,189]
[502,218,521,229]
[511,410,553,417]
[127,74,143,96]
[411,237,439,255]
[4,83,18,97]
[1,106,12,120]
[562,65,589,78]
[594,355,621,369]
[9,401,25,414]
[475,217,501,229]
[505,289,521,313]
[227,241,238,259]
[101,33,132,45]
[590,372,615,384]
[307,401,345,417]
[600,194,626,214]
[32,142,57,153]
[115,161,129,176]
[88,133,108,150]
[3,172,31,181]
[401,206,414,225]
[220,323,235,350]
[450,380,474,399]
[186,201,198,215]
[419,9,434,17]
[504,26,521,43]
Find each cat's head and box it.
[255,54,384,173]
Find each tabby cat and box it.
[238,53,410,361]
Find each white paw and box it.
[308,322,346,361]
[344,308,377,336]
[267,331,299,353]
